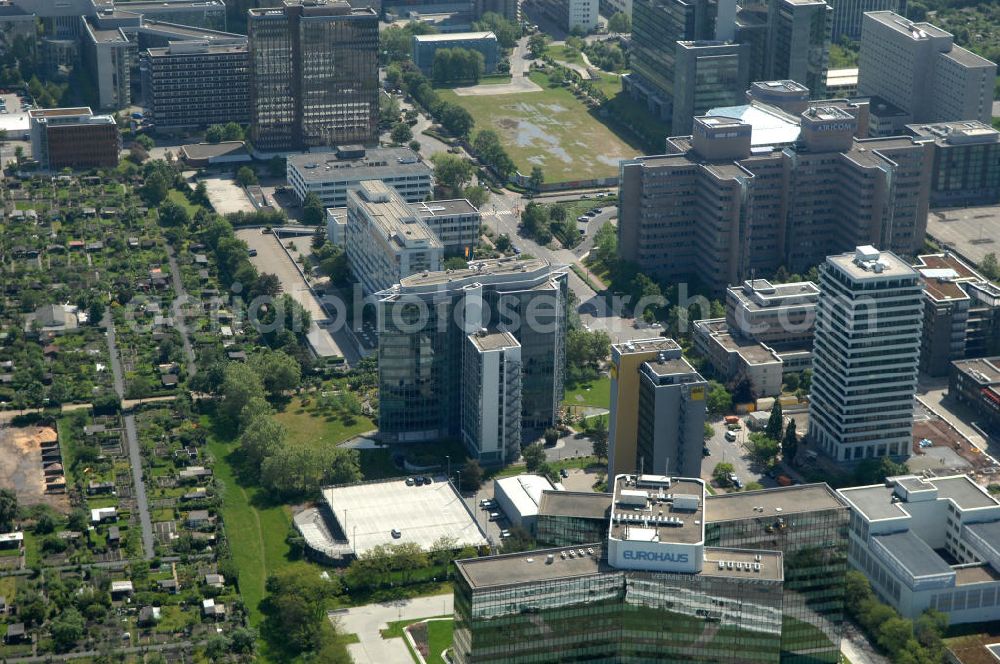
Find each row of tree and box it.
[432,48,485,84]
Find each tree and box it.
[431,153,475,192]
[222,122,244,141]
[712,462,735,485]
[236,166,257,187]
[239,408,285,470]
[438,102,474,138]
[522,442,546,471]
[704,422,715,440]
[262,568,336,654]
[158,199,190,227]
[134,133,155,150]
[608,11,631,33]
[706,381,733,415]
[140,170,170,206]
[472,129,516,180]
[205,124,224,143]
[0,488,16,531]
[543,428,560,446]
[528,33,548,58]
[260,446,361,496]
[221,362,266,424]
[590,417,608,460]
[765,401,783,441]
[981,252,1000,281]
[494,233,513,253]
[748,432,780,466]
[51,607,85,652]
[464,184,489,208]
[528,166,544,191]
[472,12,520,49]
[391,121,413,144]
[302,191,325,225]
[461,458,484,491]
[249,349,302,400]
[782,419,798,461]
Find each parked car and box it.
[777,475,793,487]
[559,468,569,478]
[248,248,258,257]
[405,477,416,486]
[391,528,401,539]
[479,498,495,509]
[724,430,737,442]
[488,511,501,521]
[499,529,511,538]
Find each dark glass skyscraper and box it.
[248,0,378,152]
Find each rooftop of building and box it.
[953,357,1000,385]
[826,68,859,84]
[940,44,996,68]
[456,544,608,589]
[803,105,854,122]
[706,104,801,147]
[907,121,999,145]
[827,246,918,281]
[179,141,248,161]
[612,337,681,356]
[469,329,519,352]
[610,475,704,545]
[454,543,783,589]
[706,483,847,522]
[643,357,699,377]
[145,41,247,56]
[694,319,781,365]
[750,80,809,94]
[955,564,1000,586]
[28,107,93,118]
[839,475,1000,522]
[349,180,439,248]
[412,30,496,42]
[412,199,479,218]
[728,279,820,311]
[288,147,430,182]
[913,253,987,302]
[871,530,954,579]
[538,490,611,520]
[248,1,375,17]
[865,11,952,40]
[124,0,225,9]
[139,19,244,40]
[391,257,556,290]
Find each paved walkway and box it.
[335,593,453,664]
[165,245,197,377]
[103,314,156,560]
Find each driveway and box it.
[701,418,767,490]
[336,593,454,664]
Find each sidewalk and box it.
[335,593,453,664]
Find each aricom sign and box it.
[608,540,702,573]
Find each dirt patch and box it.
[0,426,69,513]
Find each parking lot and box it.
[926,206,1000,265]
[198,175,256,215]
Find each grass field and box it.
[273,396,374,448]
[166,189,201,216]
[438,71,640,182]
[562,375,611,409]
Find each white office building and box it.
[412,199,481,256]
[807,246,922,463]
[840,475,1000,624]
[287,146,433,208]
[345,180,443,295]
[462,330,522,466]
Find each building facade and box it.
[287,146,433,208]
[913,253,1000,377]
[248,0,379,153]
[823,0,902,40]
[412,199,481,257]
[950,358,1000,436]
[807,246,923,463]
[840,475,1000,624]
[29,107,121,170]
[412,31,499,74]
[345,180,443,295]
[141,39,250,129]
[858,12,996,133]
[462,330,522,465]
[618,110,932,291]
[376,258,568,448]
[906,121,1000,207]
[609,338,708,478]
[535,490,611,547]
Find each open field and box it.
[563,375,611,409]
[438,71,640,182]
[274,396,375,448]
[0,425,69,513]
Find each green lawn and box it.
[562,375,611,409]
[438,71,640,183]
[274,397,374,449]
[166,189,201,216]
[426,619,454,664]
[549,44,584,65]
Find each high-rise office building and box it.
[705,484,851,664]
[764,0,830,97]
[248,0,378,153]
[345,180,444,296]
[142,39,250,130]
[455,476,853,664]
[823,0,903,40]
[671,40,750,133]
[461,330,522,465]
[608,338,707,478]
[29,107,121,170]
[913,253,1000,377]
[807,246,923,463]
[858,12,996,135]
[906,121,1000,207]
[618,106,931,291]
[376,258,567,451]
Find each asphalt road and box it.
[103,314,156,560]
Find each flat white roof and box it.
[322,478,488,555]
[496,475,555,518]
